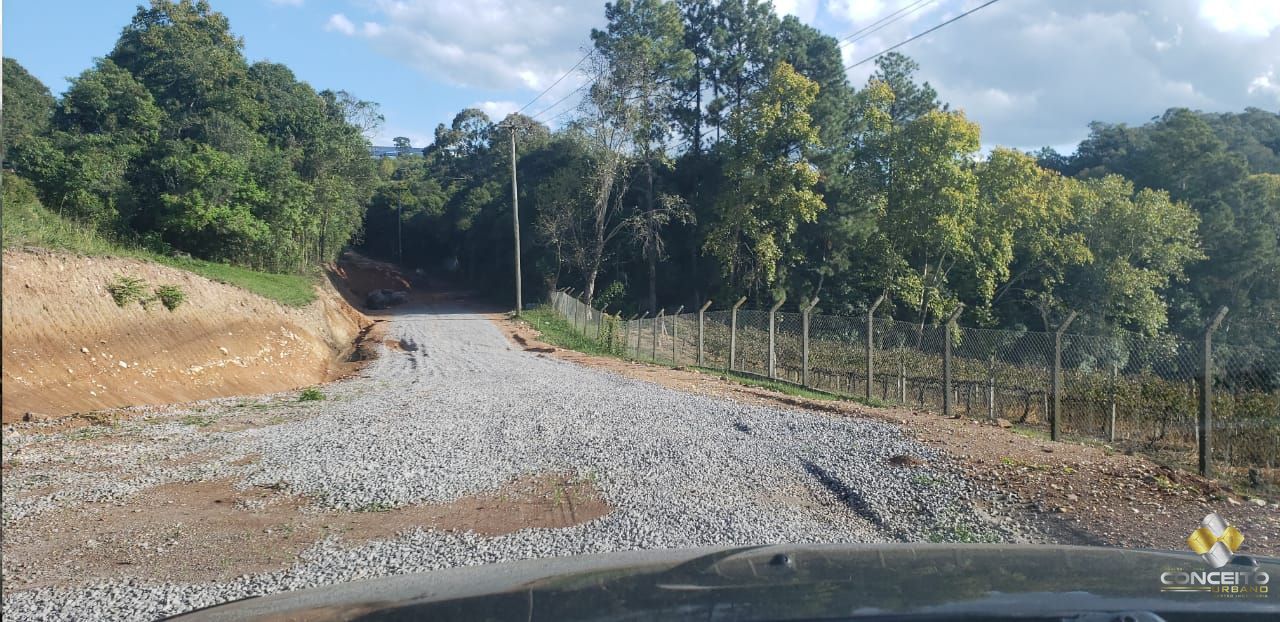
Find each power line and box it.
[837,0,936,48]
[529,70,601,121]
[514,50,592,116]
[844,0,1001,71]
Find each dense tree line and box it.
[3,0,378,272]
[1038,108,1280,340]
[362,0,1276,343]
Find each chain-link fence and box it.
[547,292,1279,488]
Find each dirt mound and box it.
[329,251,413,301]
[1,249,370,422]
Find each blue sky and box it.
[4,1,1278,151]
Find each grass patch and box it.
[156,256,315,307]
[927,524,1001,543]
[1000,456,1052,471]
[911,473,938,487]
[180,414,216,427]
[298,387,325,402]
[154,284,186,311]
[106,275,150,308]
[698,367,845,402]
[1009,426,1051,441]
[517,307,621,357]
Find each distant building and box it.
[369,145,422,158]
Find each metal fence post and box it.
[1108,362,1118,442]
[697,300,712,367]
[768,295,786,380]
[652,309,663,362]
[987,356,996,422]
[942,305,965,418]
[729,296,747,372]
[802,298,819,387]
[1050,311,1078,441]
[866,294,886,400]
[636,312,648,356]
[671,305,684,365]
[1200,306,1229,477]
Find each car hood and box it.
[171,544,1279,621]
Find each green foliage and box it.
[298,387,325,402]
[154,284,186,311]
[704,62,824,294]
[1049,107,1280,342]
[2,57,56,164]
[3,171,316,307]
[520,307,622,358]
[3,0,377,276]
[159,257,316,307]
[106,275,150,308]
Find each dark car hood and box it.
[171,544,1279,621]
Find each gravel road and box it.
[2,299,1002,620]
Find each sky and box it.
[3,0,1278,152]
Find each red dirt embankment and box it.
[1,249,374,422]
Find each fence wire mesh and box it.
[547,292,1279,488]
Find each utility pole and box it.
[501,122,523,315]
[396,200,402,261]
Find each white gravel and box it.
[2,301,1003,620]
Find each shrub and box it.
[106,275,149,307]
[154,284,185,311]
[298,387,325,401]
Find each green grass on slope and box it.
[3,172,316,307]
[156,256,316,307]
[519,305,868,404]
[518,307,620,357]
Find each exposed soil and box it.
[1,472,609,592]
[495,312,1280,557]
[1,249,374,423]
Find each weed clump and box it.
[107,275,149,307]
[298,387,325,402]
[154,284,186,310]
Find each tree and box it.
[393,136,412,149]
[704,62,823,296]
[870,52,943,125]
[592,0,694,310]
[2,57,56,164]
[979,149,1091,327]
[1056,107,1280,338]
[1058,176,1203,334]
[108,0,255,146]
[708,0,778,145]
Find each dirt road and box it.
[0,295,1078,619]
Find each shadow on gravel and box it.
[802,459,903,539]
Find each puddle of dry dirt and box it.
[2,473,610,592]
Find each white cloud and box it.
[1248,68,1280,100]
[336,1,603,90]
[828,0,887,24]
[325,13,355,36]
[773,0,820,23]
[836,0,1280,149]
[1197,0,1280,37]
[476,100,520,120]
